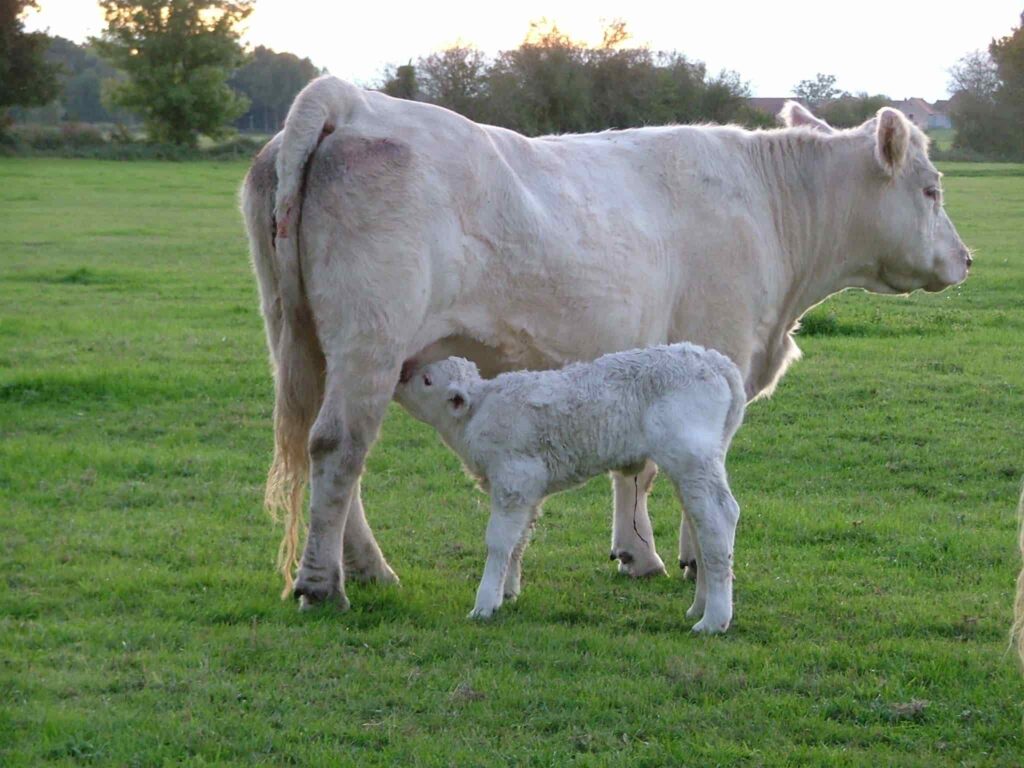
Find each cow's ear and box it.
[447,384,471,419]
[874,108,911,175]
[779,101,834,134]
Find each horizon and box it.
[23,0,1024,102]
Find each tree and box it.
[417,45,488,121]
[381,63,417,100]
[231,46,321,133]
[0,0,60,127]
[793,73,841,110]
[947,14,1024,159]
[949,49,999,99]
[93,0,253,145]
[989,11,1024,156]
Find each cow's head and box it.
[782,103,972,294]
[394,356,481,430]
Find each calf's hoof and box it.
[679,559,697,581]
[691,617,730,635]
[468,604,500,620]
[293,566,349,612]
[613,550,667,578]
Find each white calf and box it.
[394,343,746,633]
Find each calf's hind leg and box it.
[662,450,740,634]
[611,461,667,577]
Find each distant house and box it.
[889,98,952,131]
[746,97,803,122]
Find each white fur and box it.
[241,76,972,608]
[395,344,747,632]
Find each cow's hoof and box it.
[293,566,348,611]
[615,550,667,578]
[679,559,697,581]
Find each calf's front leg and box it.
[471,471,545,619]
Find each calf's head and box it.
[394,356,481,430]
[785,104,972,294]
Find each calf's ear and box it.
[447,385,471,419]
[874,108,911,175]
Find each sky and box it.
[23,1,1024,101]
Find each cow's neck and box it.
[747,131,870,397]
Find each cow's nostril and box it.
[965,252,973,268]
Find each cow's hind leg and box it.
[611,461,666,577]
[293,360,396,609]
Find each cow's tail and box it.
[1013,483,1024,671]
[242,76,356,597]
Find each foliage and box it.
[818,93,892,128]
[92,0,253,146]
[380,21,755,135]
[230,45,321,133]
[0,158,1022,764]
[0,0,60,126]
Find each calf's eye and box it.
[423,374,432,386]
[924,186,941,201]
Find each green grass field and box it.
[1,158,1023,766]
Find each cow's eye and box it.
[924,186,941,202]
[422,374,432,387]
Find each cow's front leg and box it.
[610,461,666,577]
[342,482,399,584]
[293,368,392,610]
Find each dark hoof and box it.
[292,567,347,610]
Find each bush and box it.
[60,123,107,147]
[0,124,266,160]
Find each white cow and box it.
[394,345,746,632]
[240,76,970,609]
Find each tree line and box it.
[3,1,1023,157]
[378,20,769,136]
